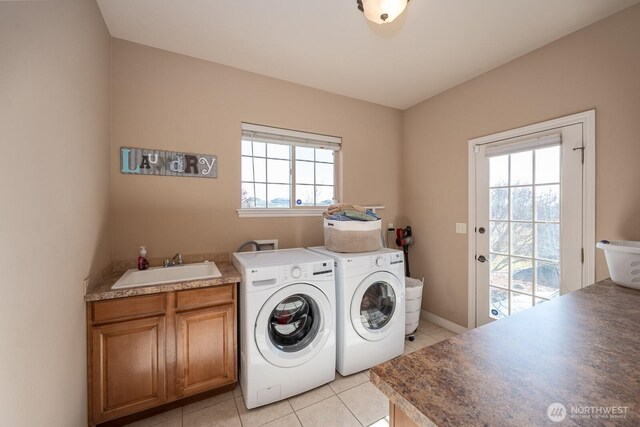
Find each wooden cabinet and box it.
[176,304,234,397]
[91,316,166,421]
[389,402,419,427]
[87,285,237,426]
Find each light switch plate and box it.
[456,223,467,234]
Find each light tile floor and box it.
[126,321,457,427]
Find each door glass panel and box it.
[511,223,533,257]
[490,254,509,289]
[268,294,320,353]
[510,151,532,185]
[511,187,532,221]
[535,146,560,184]
[511,257,533,294]
[535,185,560,221]
[360,282,396,330]
[535,261,560,299]
[490,221,509,254]
[488,145,562,321]
[490,188,508,220]
[490,287,508,319]
[536,223,560,261]
[490,155,509,187]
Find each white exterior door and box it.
[474,124,584,326]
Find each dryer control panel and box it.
[339,251,404,279]
[368,251,404,269]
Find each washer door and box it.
[255,283,332,368]
[351,271,402,341]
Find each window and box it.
[240,123,340,212]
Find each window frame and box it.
[238,123,341,218]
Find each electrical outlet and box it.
[456,223,467,234]
[388,223,394,231]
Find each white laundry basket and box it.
[404,277,424,335]
[596,240,640,290]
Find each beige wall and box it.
[0,1,111,426]
[111,39,403,261]
[403,4,640,327]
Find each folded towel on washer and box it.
[325,210,379,221]
[325,203,367,216]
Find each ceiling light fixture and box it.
[357,0,410,24]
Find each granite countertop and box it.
[371,279,640,426]
[84,262,242,301]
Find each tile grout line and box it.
[292,410,304,427]
[292,392,336,413]
[234,395,246,427]
[335,390,366,427]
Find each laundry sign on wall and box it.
[120,147,217,178]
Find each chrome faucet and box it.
[163,253,184,267]
[236,240,261,252]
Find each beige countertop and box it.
[84,262,242,301]
[371,279,640,426]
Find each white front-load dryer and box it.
[232,249,336,409]
[309,247,405,376]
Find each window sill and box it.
[237,206,384,218]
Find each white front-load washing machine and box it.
[232,248,336,409]
[308,247,405,376]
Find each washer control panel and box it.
[280,261,333,282]
[290,266,302,278]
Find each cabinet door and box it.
[176,304,236,397]
[92,316,166,423]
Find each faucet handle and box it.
[177,254,184,264]
[163,258,170,268]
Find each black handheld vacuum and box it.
[395,226,413,277]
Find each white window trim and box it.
[237,206,385,218]
[467,110,596,329]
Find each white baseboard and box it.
[420,310,468,334]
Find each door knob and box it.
[477,255,487,263]
[478,227,486,234]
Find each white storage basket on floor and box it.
[404,277,424,335]
[596,240,640,290]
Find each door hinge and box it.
[573,146,585,164]
[581,247,585,264]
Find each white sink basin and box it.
[112,261,222,290]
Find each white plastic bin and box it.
[404,277,424,335]
[596,240,640,290]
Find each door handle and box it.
[477,255,487,263]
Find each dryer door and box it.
[351,271,404,341]
[255,283,333,368]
